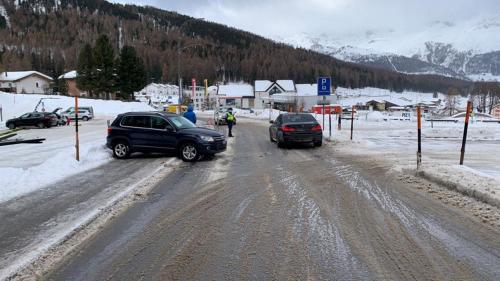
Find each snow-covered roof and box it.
[0,71,53,82]
[276,80,295,92]
[58,70,77,80]
[296,84,317,96]
[217,84,254,98]
[255,80,272,92]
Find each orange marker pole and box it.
[460,101,472,165]
[417,106,422,169]
[75,94,80,161]
[350,106,355,140]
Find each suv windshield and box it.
[283,114,316,123]
[168,116,196,129]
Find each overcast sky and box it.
[110,0,500,38]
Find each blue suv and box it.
[106,112,226,161]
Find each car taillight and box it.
[107,127,112,135]
[282,125,296,132]
[312,124,322,132]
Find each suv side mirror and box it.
[269,120,274,124]
[165,125,174,132]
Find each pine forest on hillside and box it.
[0,0,486,96]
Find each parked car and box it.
[6,112,58,129]
[52,108,69,125]
[215,108,236,125]
[64,109,92,121]
[106,112,227,161]
[269,113,323,148]
[62,106,94,119]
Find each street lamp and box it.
[176,17,204,114]
[177,43,204,114]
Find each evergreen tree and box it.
[53,77,68,95]
[117,46,147,100]
[93,35,116,99]
[76,43,94,96]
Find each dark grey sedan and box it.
[269,113,323,148]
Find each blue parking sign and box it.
[317,77,331,96]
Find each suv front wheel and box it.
[113,142,130,159]
[180,142,199,162]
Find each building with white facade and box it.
[215,83,255,109]
[254,80,330,111]
[134,83,179,108]
[0,71,53,94]
[254,80,298,110]
[185,86,209,111]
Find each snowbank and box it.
[0,140,111,204]
[418,165,500,208]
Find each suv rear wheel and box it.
[180,142,199,162]
[113,142,130,159]
[37,122,45,129]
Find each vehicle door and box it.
[27,113,43,126]
[120,115,153,149]
[270,115,282,140]
[151,116,177,150]
[16,113,31,126]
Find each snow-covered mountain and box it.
[279,14,500,81]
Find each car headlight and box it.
[200,135,215,142]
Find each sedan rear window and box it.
[283,114,316,123]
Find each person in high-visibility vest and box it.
[225,108,236,137]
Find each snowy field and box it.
[0,92,153,129]
[327,114,500,207]
[0,92,154,203]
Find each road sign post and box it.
[322,96,326,130]
[317,77,331,133]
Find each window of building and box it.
[36,82,39,88]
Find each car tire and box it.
[277,139,286,148]
[8,123,15,130]
[82,116,89,121]
[113,142,130,159]
[180,142,199,162]
[37,122,45,129]
[314,140,322,147]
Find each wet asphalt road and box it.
[0,155,169,280]
[45,120,500,281]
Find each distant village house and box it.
[0,71,53,94]
[58,70,88,97]
[492,104,500,118]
